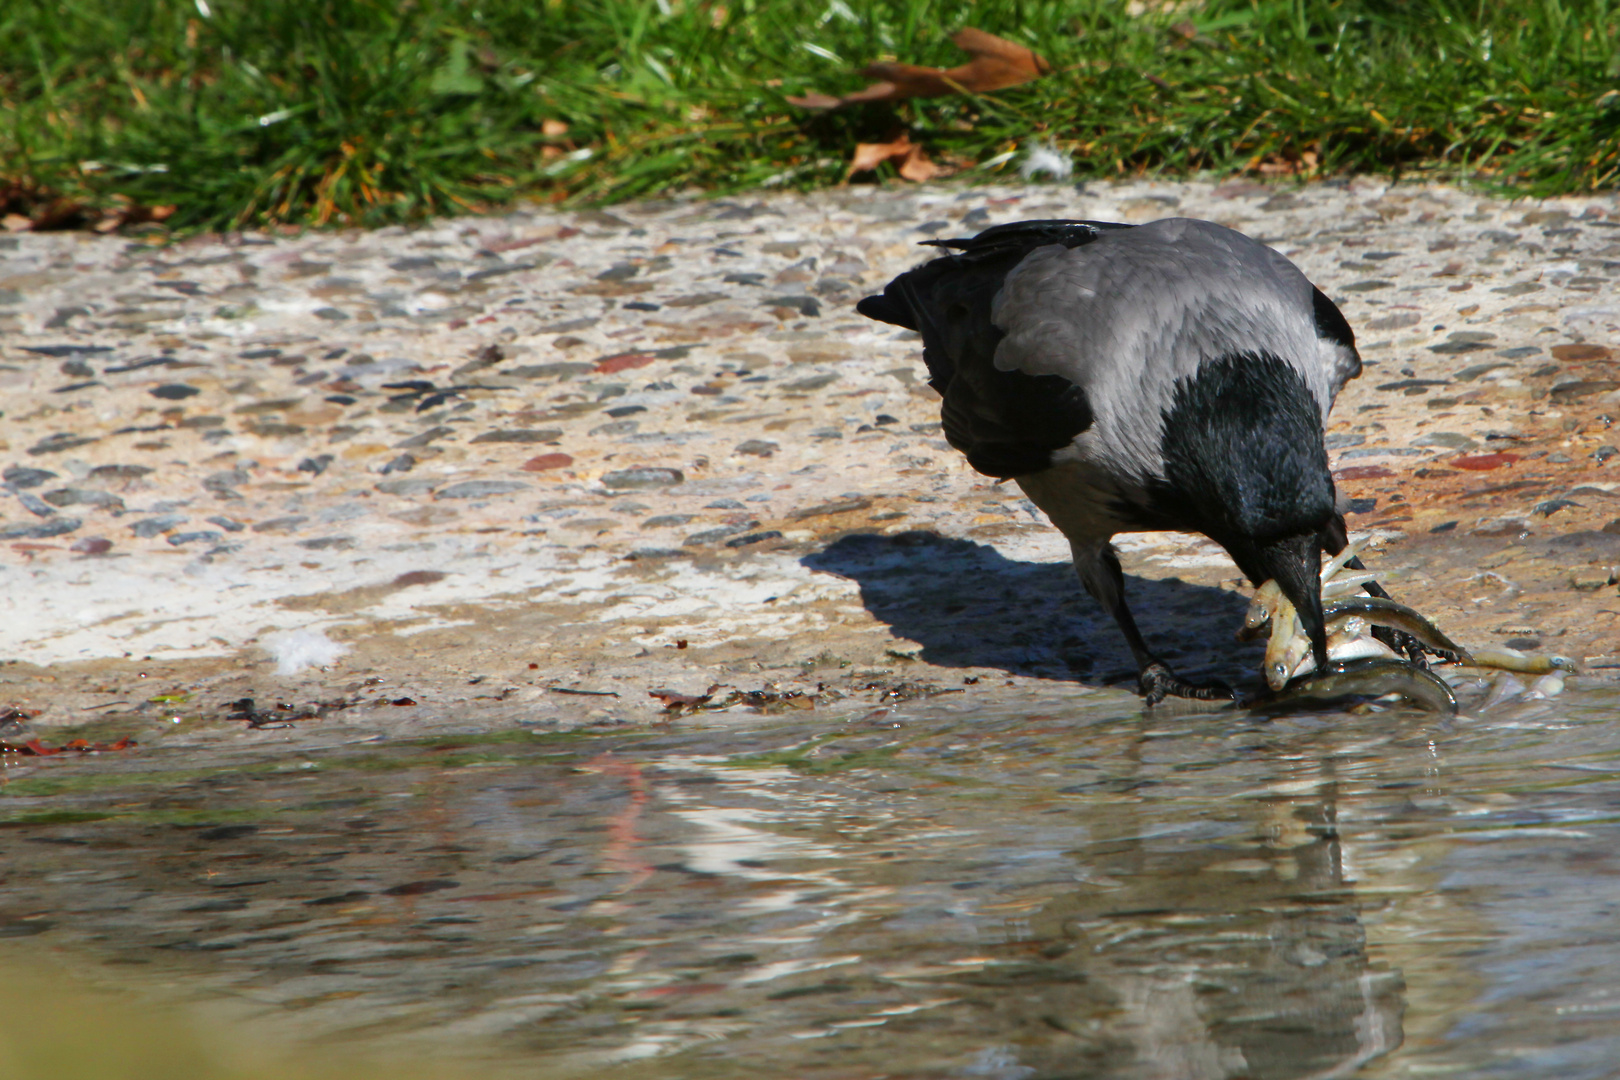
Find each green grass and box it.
[3,0,1618,232]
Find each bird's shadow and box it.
[802,531,1262,689]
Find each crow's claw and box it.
[1139,662,1235,707]
[1372,625,1434,667]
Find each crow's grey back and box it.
[990,218,1358,482]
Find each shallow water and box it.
[4,685,1620,1080]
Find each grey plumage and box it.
[993,218,1359,484]
[859,217,1364,703]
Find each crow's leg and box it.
[1319,513,1430,664]
[1073,540,1233,706]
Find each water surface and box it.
[3,684,1619,1079]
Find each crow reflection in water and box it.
[802,531,1255,686]
[946,786,1405,1078]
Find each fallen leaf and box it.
[649,683,721,713]
[787,27,1048,110]
[522,452,574,472]
[88,202,174,231]
[850,136,910,174]
[898,144,945,182]
[786,90,844,109]
[847,132,945,181]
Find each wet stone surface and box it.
[1,178,1620,1074]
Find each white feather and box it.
[1019,143,1073,182]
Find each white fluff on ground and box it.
[263,628,348,675]
[1019,143,1073,182]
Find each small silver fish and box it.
[1321,571,1380,599]
[1282,618,1401,685]
[1240,579,1286,642]
[1263,594,1306,691]
[1468,647,1578,675]
[1320,596,1473,662]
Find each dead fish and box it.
[1480,672,1528,710]
[1528,671,1567,699]
[1321,570,1380,599]
[1283,618,1401,684]
[1319,538,1370,583]
[1324,620,1400,663]
[1264,594,1306,690]
[1468,647,1578,675]
[1240,579,1286,641]
[1325,610,1414,649]
[1321,596,1473,663]
[1253,658,1459,714]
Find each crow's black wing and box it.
[856,220,1122,479]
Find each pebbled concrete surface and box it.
[2,177,1619,731]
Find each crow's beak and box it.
[1249,533,1329,677]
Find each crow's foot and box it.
[1372,626,1442,667]
[1139,662,1235,707]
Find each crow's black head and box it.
[1153,351,1335,547]
[1151,351,1336,671]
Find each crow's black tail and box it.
[855,291,915,330]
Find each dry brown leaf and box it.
[786,90,844,109]
[846,132,946,182]
[786,27,1048,110]
[92,199,176,233]
[849,134,913,174]
[649,683,723,716]
[897,143,945,181]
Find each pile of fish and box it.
[1240,541,1577,713]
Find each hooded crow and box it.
[858,217,1364,704]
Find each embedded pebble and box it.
[129,514,186,537]
[435,480,529,499]
[602,468,684,490]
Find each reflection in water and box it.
[1,686,1618,1078]
[634,753,1403,1080]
